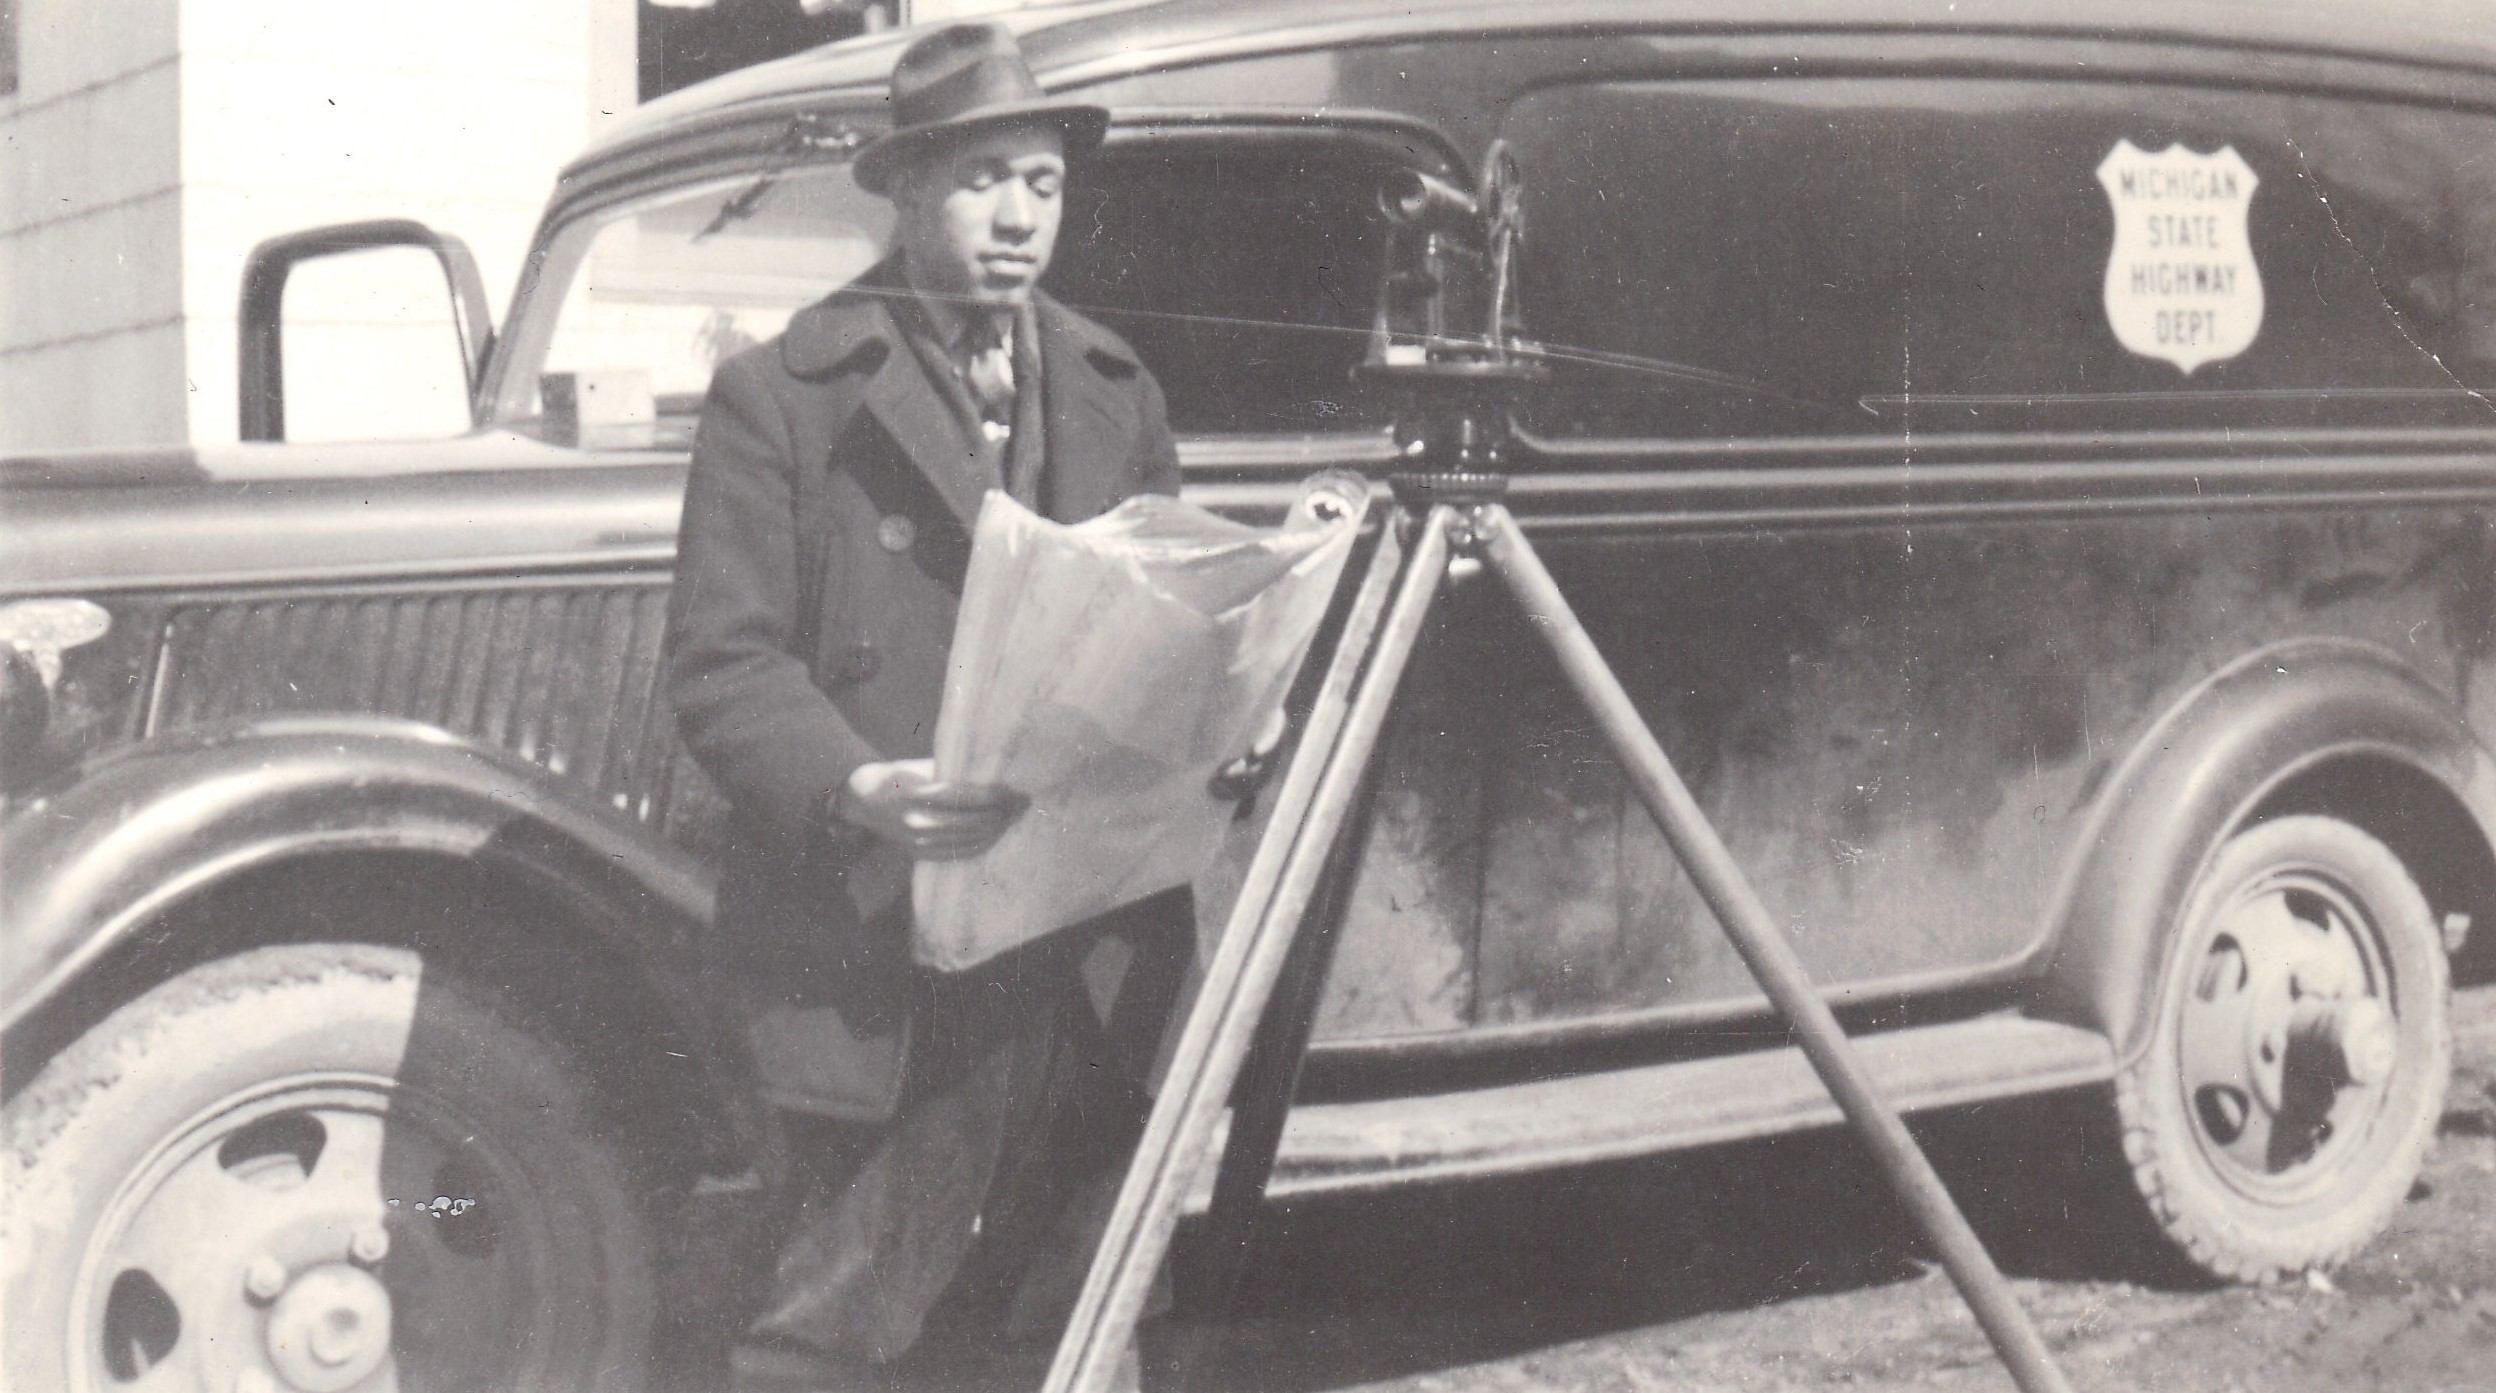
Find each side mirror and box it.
[238,220,494,442]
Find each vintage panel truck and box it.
[6,2,2494,1388]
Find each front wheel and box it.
[2112,815,2451,1282]
[2,943,657,1392]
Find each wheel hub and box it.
[2179,872,2397,1198]
[2290,994,2396,1089]
[2105,818,2449,1281]
[73,1079,538,1392]
[22,948,640,1393]
[263,1263,393,1392]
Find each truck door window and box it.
[1048,133,1398,437]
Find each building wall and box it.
[0,0,613,452]
[0,0,189,452]
[175,1,604,445]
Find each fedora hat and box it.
[852,23,1108,195]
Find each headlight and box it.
[0,598,115,786]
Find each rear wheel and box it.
[2,942,656,1392]
[2112,815,2450,1282]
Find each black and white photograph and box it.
[4,3,2494,1391]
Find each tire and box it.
[2112,815,2451,1282]
[2,943,656,1392]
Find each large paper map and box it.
[912,475,1365,972]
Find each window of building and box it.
[638,0,877,103]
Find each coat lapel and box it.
[783,265,988,533]
[861,340,988,531]
[780,275,1146,533]
[1034,291,1141,523]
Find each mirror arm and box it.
[432,233,495,397]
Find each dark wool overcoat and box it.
[664,260,1181,1119]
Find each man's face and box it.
[893,122,1066,309]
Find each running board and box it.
[1186,1014,2115,1210]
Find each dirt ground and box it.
[1147,984,2496,1393]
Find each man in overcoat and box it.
[664,22,1193,1385]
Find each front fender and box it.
[2035,637,2496,1062]
[0,714,716,1034]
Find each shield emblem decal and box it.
[2097,140,2264,374]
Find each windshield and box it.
[493,166,894,450]
[491,130,1408,451]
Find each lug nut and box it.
[242,1255,289,1304]
[349,1223,391,1266]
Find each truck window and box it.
[1506,80,2496,441]
[498,166,893,449]
[1047,133,1397,437]
[498,131,1397,448]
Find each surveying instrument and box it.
[1046,145,2075,1393]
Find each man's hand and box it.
[1208,706,1291,802]
[833,758,1027,859]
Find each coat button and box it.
[876,515,916,553]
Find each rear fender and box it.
[2036,638,2496,1063]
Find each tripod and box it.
[1045,157,2074,1393]
[1042,470,2081,1393]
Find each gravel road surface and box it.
[1146,984,2496,1393]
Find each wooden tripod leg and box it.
[1475,504,2075,1393]
[1044,505,1457,1393]
[1172,746,1389,1390]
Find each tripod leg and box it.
[1171,519,1404,1391]
[1046,505,1460,1393]
[1475,504,2074,1393]
[1175,743,1389,1390]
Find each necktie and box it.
[961,314,1015,443]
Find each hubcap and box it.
[2176,869,2397,1202]
[68,1077,549,1392]
[264,1266,391,1392]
